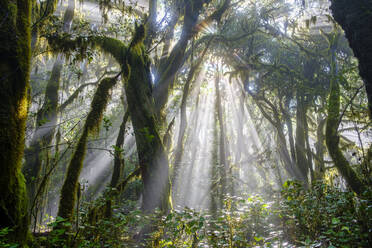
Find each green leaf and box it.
[332,217,340,225]
[253,236,263,242]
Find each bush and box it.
[280,180,372,247]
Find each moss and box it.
[110,110,130,188]
[49,22,170,214]
[24,58,62,204]
[325,49,366,195]
[129,23,146,48]
[124,36,170,212]
[47,34,128,65]
[295,93,309,184]
[0,0,31,245]
[57,77,118,221]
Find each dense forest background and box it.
[0,0,371,247]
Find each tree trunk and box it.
[58,77,117,221]
[283,95,296,164]
[24,0,75,210]
[326,48,366,195]
[124,44,170,212]
[295,93,309,183]
[153,0,205,113]
[110,109,130,188]
[315,117,326,179]
[0,0,31,244]
[330,0,372,118]
[215,72,229,196]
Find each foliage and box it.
[280,180,372,247]
[0,228,19,248]
[33,181,371,247]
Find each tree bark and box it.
[295,93,309,184]
[215,71,229,196]
[24,0,75,209]
[326,48,366,195]
[0,0,31,244]
[330,0,372,118]
[110,109,130,188]
[58,77,118,221]
[124,43,170,212]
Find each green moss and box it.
[87,77,117,133]
[325,49,366,195]
[124,36,170,212]
[49,22,170,214]
[0,0,31,245]
[47,34,128,65]
[24,59,62,204]
[57,77,118,221]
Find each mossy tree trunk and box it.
[0,0,31,244]
[295,92,309,183]
[330,0,372,118]
[315,117,326,179]
[326,47,366,195]
[110,109,130,189]
[58,76,118,221]
[124,42,170,212]
[24,0,75,221]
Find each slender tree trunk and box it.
[304,109,314,183]
[326,48,366,195]
[215,72,229,197]
[58,77,117,221]
[315,117,326,179]
[24,56,62,200]
[0,0,31,244]
[295,93,309,183]
[110,109,130,188]
[24,0,75,209]
[210,108,220,214]
[283,95,296,164]
[104,108,130,217]
[172,42,210,185]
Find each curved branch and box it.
[47,34,128,64]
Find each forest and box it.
[0,0,371,247]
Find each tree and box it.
[48,0,231,214]
[330,0,372,118]
[325,30,367,195]
[24,0,75,219]
[0,0,31,244]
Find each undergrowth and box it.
[2,181,370,247]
